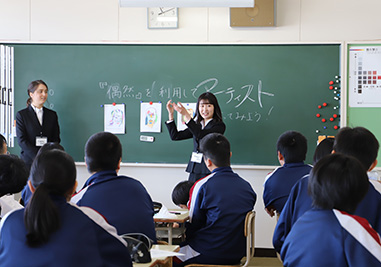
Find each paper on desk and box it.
[150,249,184,258]
[154,205,186,219]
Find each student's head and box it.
[172,180,194,208]
[276,131,308,164]
[313,137,335,164]
[26,80,48,107]
[308,153,369,214]
[333,127,379,170]
[200,133,231,168]
[85,132,122,173]
[36,142,64,157]
[195,92,223,124]
[0,134,7,155]
[25,149,77,247]
[0,155,28,197]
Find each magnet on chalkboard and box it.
[100,104,104,108]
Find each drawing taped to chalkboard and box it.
[140,102,162,133]
[177,103,197,131]
[104,104,125,134]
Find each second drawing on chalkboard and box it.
[140,102,162,133]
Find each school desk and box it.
[154,210,189,245]
[134,244,180,267]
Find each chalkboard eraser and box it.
[140,135,154,142]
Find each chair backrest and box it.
[185,210,256,267]
[242,210,256,267]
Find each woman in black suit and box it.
[166,92,226,182]
[16,80,60,170]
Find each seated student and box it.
[281,153,381,266]
[0,155,28,218]
[172,180,194,209]
[263,131,312,217]
[274,126,381,254]
[20,142,64,206]
[0,149,132,266]
[174,133,257,266]
[71,132,157,242]
[0,134,7,155]
[312,137,335,164]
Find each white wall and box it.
[2,0,381,248]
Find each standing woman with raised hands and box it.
[166,92,226,182]
[0,149,132,266]
[16,80,60,170]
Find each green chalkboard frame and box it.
[8,44,340,165]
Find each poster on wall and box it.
[177,103,197,131]
[140,102,162,133]
[104,104,125,134]
[349,46,381,107]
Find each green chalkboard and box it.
[9,44,340,165]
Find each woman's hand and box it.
[166,100,175,121]
[174,102,192,123]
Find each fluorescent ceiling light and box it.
[119,0,254,7]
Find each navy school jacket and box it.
[0,196,132,266]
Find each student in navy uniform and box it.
[0,155,28,218]
[263,131,312,217]
[16,80,60,170]
[71,132,157,242]
[166,92,226,182]
[273,126,381,254]
[281,153,381,266]
[173,133,257,266]
[0,149,132,266]
[20,142,64,206]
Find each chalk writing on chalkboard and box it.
[99,78,275,124]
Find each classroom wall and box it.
[2,0,381,249]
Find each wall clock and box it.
[147,8,178,29]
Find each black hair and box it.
[333,127,379,170]
[85,132,122,173]
[24,150,76,247]
[308,153,369,214]
[276,131,308,163]
[0,155,28,197]
[172,180,194,206]
[26,80,48,106]
[200,133,230,167]
[0,134,6,155]
[313,137,335,164]
[36,142,64,157]
[194,92,223,124]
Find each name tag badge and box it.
[36,136,48,147]
[191,152,203,163]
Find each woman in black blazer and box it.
[166,92,226,182]
[16,80,60,170]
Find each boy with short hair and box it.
[174,133,257,266]
[172,180,194,209]
[71,132,157,242]
[0,134,7,155]
[0,155,28,218]
[273,126,381,255]
[263,131,312,217]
